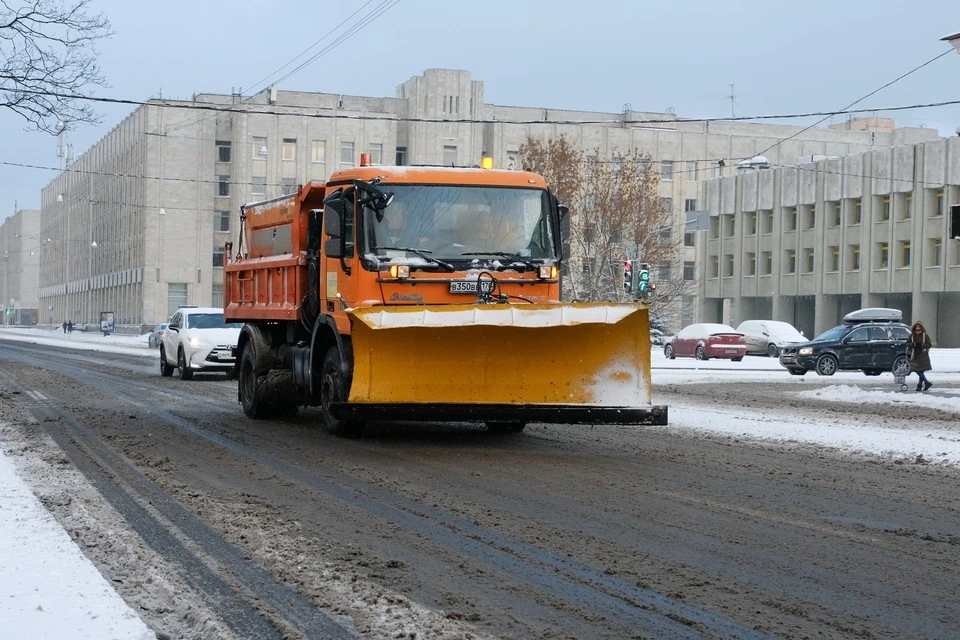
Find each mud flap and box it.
[343,303,665,425]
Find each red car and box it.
[663,323,746,361]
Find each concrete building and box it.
[701,137,960,347]
[29,68,939,329]
[0,209,41,325]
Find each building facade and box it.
[701,137,960,347]
[0,209,41,325]
[28,68,939,329]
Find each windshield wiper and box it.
[461,252,537,271]
[375,246,455,272]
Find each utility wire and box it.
[755,49,955,158]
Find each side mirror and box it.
[558,204,569,219]
[323,206,341,239]
[324,237,344,258]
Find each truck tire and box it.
[239,346,268,418]
[320,346,364,438]
[159,346,174,377]
[177,347,193,380]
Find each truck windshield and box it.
[362,185,557,264]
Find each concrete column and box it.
[814,294,839,336]
[912,291,938,344]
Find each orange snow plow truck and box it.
[224,159,667,436]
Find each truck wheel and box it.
[159,346,174,377]
[320,346,364,438]
[177,347,193,380]
[239,346,268,418]
[486,421,526,433]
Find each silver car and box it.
[147,323,168,348]
[736,320,805,358]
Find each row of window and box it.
[709,190,949,239]
[659,160,714,182]
[710,237,947,278]
[215,138,389,165]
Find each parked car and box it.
[736,320,806,358]
[147,322,168,348]
[778,308,910,376]
[160,307,242,380]
[663,323,746,361]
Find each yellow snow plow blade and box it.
[345,303,665,425]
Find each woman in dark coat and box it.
[906,321,933,392]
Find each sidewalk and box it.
[0,327,156,639]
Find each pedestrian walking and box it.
[906,321,933,392]
[62,321,68,334]
[67,320,73,333]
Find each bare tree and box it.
[519,135,679,305]
[1,0,111,134]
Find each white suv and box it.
[160,307,242,380]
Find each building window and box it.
[829,201,841,226]
[685,198,697,212]
[683,261,695,280]
[251,176,266,196]
[784,206,797,231]
[829,246,840,272]
[804,248,815,272]
[851,198,862,224]
[611,156,622,175]
[278,138,295,161]
[583,222,596,244]
[761,251,772,275]
[581,256,596,277]
[216,140,231,163]
[745,252,756,276]
[901,193,912,220]
[804,205,816,230]
[396,146,407,165]
[878,195,891,221]
[660,197,673,214]
[211,284,224,308]
[712,164,722,179]
[443,144,457,166]
[660,160,674,181]
[934,189,945,217]
[215,210,230,233]
[723,214,735,237]
[252,136,267,158]
[686,161,697,181]
[723,254,734,277]
[762,210,774,234]
[929,237,942,266]
[745,211,757,235]
[850,244,860,271]
[684,231,695,247]
[167,283,188,317]
[216,175,230,197]
[212,246,225,268]
[506,150,518,170]
[340,141,355,166]
[899,240,911,267]
[658,264,671,281]
[368,143,383,165]
[281,178,298,195]
[877,242,889,269]
[785,249,796,274]
[311,140,326,163]
[708,217,719,239]
[709,255,719,277]
[658,227,672,243]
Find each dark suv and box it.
[778,309,911,376]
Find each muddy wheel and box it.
[320,346,364,438]
[239,346,268,418]
[177,347,193,380]
[486,421,526,434]
[159,346,174,377]
[815,354,838,376]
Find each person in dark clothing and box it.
[906,321,933,392]
[62,321,68,333]
[67,320,73,333]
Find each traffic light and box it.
[623,260,633,292]
[636,263,651,294]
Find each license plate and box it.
[449,280,494,294]
[217,351,233,360]
[726,349,738,354]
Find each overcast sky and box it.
[2,0,959,220]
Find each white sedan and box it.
[160,307,241,380]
